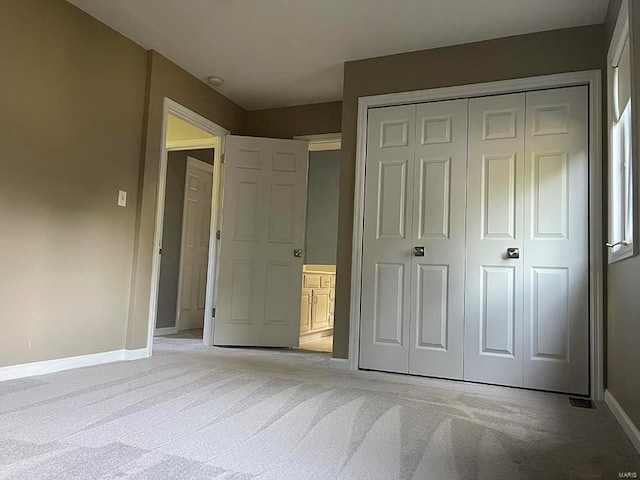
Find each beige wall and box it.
[0,0,248,365]
[126,51,246,349]
[333,25,606,359]
[0,0,147,366]
[605,0,640,431]
[245,101,342,138]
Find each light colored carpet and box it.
[0,337,638,479]
[163,328,334,353]
[162,329,204,340]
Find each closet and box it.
[359,86,589,395]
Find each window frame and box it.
[607,0,636,263]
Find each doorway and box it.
[155,149,214,341]
[147,101,342,356]
[148,99,229,351]
[295,135,341,354]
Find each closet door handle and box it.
[507,247,520,259]
[414,246,425,257]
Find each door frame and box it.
[348,70,604,400]
[174,157,215,333]
[147,98,229,354]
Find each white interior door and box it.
[214,135,308,347]
[464,93,526,388]
[177,157,214,331]
[523,86,589,394]
[408,99,468,379]
[360,105,415,373]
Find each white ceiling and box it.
[67,0,608,111]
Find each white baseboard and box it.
[605,389,640,454]
[123,348,150,361]
[329,357,351,371]
[0,348,151,383]
[154,327,178,336]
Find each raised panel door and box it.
[523,86,589,394]
[215,136,308,347]
[464,93,526,388]
[360,105,416,373]
[177,158,213,331]
[409,99,468,380]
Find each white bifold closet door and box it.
[409,100,468,379]
[360,86,589,395]
[464,86,589,394]
[523,87,589,394]
[360,105,415,373]
[464,93,527,387]
[360,99,468,379]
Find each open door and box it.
[214,135,309,347]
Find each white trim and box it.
[154,326,178,336]
[610,0,630,68]
[295,133,341,151]
[204,136,226,347]
[348,71,604,400]
[607,0,635,264]
[0,349,150,382]
[147,98,230,357]
[122,348,149,361]
[166,138,217,151]
[605,389,640,454]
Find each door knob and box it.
[507,247,520,259]
[414,246,425,257]
[294,249,303,258]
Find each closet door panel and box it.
[465,93,526,388]
[409,99,468,379]
[360,105,416,373]
[523,86,589,395]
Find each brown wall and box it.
[333,25,607,359]
[604,0,640,431]
[126,51,246,349]
[245,101,342,138]
[0,0,147,366]
[0,0,248,365]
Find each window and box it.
[608,0,635,263]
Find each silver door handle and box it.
[414,246,425,257]
[294,249,303,257]
[507,248,520,259]
[606,240,630,248]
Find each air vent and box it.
[569,397,595,409]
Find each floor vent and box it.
[569,397,596,409]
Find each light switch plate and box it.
[118,190,127,207]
